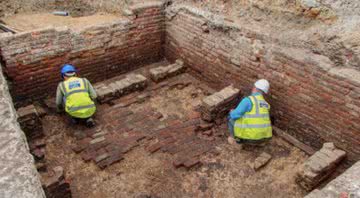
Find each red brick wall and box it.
[0,2,165,105]
[165,10,360,163]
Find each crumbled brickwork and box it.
[296,143,346,191]
[305,161,360,198]
[164,6,360,163]
[0,2,165,106]
[17,104,48,172]
[17,104,44,140]
[200,85,240,122]
[41,166,71,198]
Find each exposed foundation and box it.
[0,1,359,198]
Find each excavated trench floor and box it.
[40,62,307,198]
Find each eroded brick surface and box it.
[296,142,346,191]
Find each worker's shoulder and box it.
[242,96,252,102]
[56,81,64,87]
[80,77,90,82]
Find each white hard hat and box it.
[254,79,270,94]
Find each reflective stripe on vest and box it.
[234,94,272,140]
[68,104,96,112]
[234,123,272,128]
[61,77,96,118]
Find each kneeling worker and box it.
[228,79,272,145]
[56,64,97,127]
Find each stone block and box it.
[253,152,272,171]
[200,85,240,121]
[184,158,201,169]
[149,59,185,82]
[296,142,346,191]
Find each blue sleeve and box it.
[229,97,252,120]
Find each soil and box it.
[1,13,123,32]
[41,64,308,198]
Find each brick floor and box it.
[68,72,222,169]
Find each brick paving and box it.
[69,73,224,170]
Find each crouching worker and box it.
[228,79,272,145]
[56,64,97,128]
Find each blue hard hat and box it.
[61,64,77,75]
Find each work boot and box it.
[70,117,78,125]
[86,118,95,128]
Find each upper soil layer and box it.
[42,63,307,198]
[1,13,123,32]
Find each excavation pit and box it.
[39,63,308,197]
[0,1,360,198]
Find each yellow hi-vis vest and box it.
[234,94,272,140]
[60,77,96,119]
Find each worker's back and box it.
[60,76,96,119]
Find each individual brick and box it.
[97,150,124,169]
[95,153,110,163]
[149,59,185,82]
[252,152,272,171]
[296,142,346,191]
[183,157,202,169]
[147,142,163,154]
[92,131,108,139]
[173,157,186,168]
[200,85,240,122]
[90,136,106,144]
